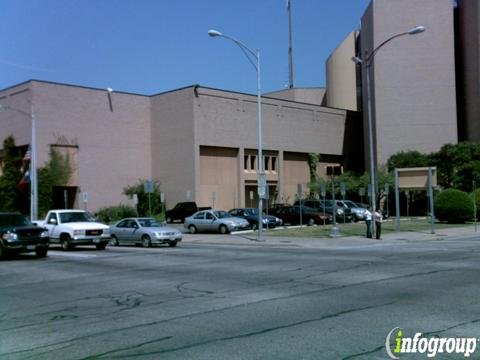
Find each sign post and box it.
[82,192,88,211]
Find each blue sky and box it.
[0,0,370,95]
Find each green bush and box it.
[434,188,473,223]
[95,205,137,224]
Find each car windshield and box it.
[243,208,269,216]
[138,218,163,227]
[214,211,230,219]
[344,201,357,208]
[0,214,31,227]
[60,212,96,223]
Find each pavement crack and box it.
[108,301,396,357]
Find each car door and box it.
[205,212,217,232]
[192,211,207,232]
[45,212,60,242]
[123,219,140,244]
[113,219,129,243]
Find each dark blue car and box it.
[228,208,283,230]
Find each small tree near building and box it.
[0,136,22,211]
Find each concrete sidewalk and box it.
[181,225,479,249]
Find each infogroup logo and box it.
[385,327,478,358]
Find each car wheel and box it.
[0,244,5,259]
[251,222,258,231]
[219,224,229,234]
[307,218,315,226]
[96,242,107,250]
[61,234,72,251]
[168,241,178,247]
[166,217,173,224]
[35,247,48,258]
[142,235,151,248]
[109,235,119,246]
[188,225,197,234]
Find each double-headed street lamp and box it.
[352,25,425,237]
[0,104,38,220]
[208,29,265,241]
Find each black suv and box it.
[0,213,49,258]
[165,202,211,223]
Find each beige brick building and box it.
[0,80,359,212]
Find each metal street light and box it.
[208,29,265,241]
[352,25,425,238]
[0,104,38,220]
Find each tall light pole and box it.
[208,29,265,241]
[352,25,425,237]
[0,104,38,220]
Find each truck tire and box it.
[96,242,107,250]
[61,234,73,251]
[166,216,173,224]
[35,247,48,258]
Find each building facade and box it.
[0,80,357,213]
[358,0,458,166]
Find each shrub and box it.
[434,188,473,223]
[95,205,137,224]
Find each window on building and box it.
[250,155,256,171]
[264,156,270,171]
[271,157,277,171]
[244,155,249,170]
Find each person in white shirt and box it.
[374,210,383,239]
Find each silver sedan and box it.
[109,218,182,247]
[184,210,250,234]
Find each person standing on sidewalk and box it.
[374,209,383,239]
[365,207,372,238]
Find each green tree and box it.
[0,136,22,211]
[432,142,480,191]
[386,150,432,172]
[38,148,72,217]
[123,180,163,217]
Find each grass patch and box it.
[266,217,472,238]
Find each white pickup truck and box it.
[35,210,110,250]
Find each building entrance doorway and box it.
[244,184,277,210]
[52,186,78,209]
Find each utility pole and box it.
[287,0,294,89]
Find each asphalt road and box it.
[1,234,480,359]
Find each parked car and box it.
[34,209,110,250]
[336,200,368,222]
[165,202,211,223]
[295,199,353,222]
[184,210,250,234]
[110,217,182,247]
[228,208,283,229]
[275,205,331,226]
[0,212,49,258]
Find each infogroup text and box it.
[385,327,478,358]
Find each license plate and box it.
[27,245,35,250]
